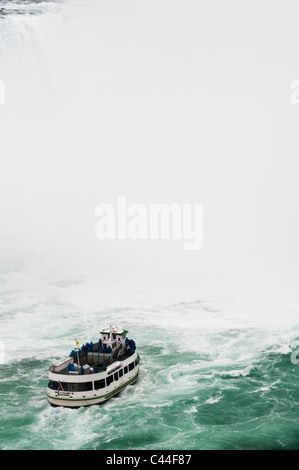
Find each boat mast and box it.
[75,338,80,367]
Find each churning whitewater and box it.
[0,245,299,450]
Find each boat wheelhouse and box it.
[47,326,139,407]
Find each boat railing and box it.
[49,357,74,373]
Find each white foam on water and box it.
[184,405,198,413]
[205,396,222,405]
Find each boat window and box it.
[61,382,72,392]
[61,382,93,392]
[77,382,93,392]
[114,372,119,381]
[106,375,113,386]
[48,380,59,390]
[67,383,78,392]
[119,369,123,377]
[94,379,105,389]
[124,366,128,374]
[129,362,135,371]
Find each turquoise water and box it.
[1,347,299,450]
[0,246,299,450]
[1,314,299,449]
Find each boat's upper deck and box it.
[49,331,136,376]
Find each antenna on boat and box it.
[75,338,80,367]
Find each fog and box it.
[1,0,299,291]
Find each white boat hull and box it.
[47,352,139,408]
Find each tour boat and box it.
[47,326,139,407]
